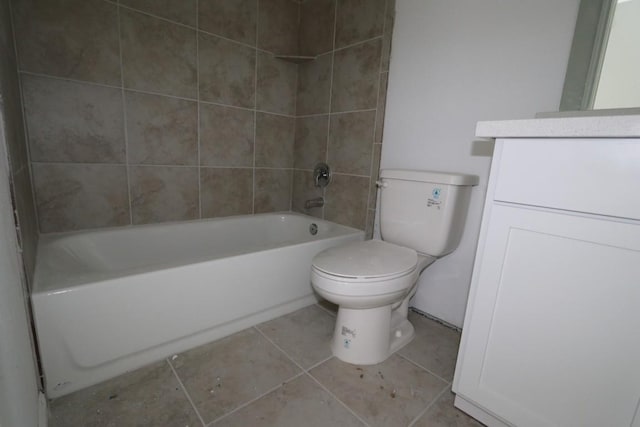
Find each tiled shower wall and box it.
[291,0,393,235]
[1,0,38,282]
[12,0,394,234]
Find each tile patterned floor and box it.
[48,304,484,427]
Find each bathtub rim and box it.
[33,212,363,294]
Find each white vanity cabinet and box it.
[452,117,640,427]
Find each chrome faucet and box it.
[304,197,324,209]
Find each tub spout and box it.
[304,197,324,209]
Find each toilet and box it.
[311,169,478,365]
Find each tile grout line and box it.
[16,71,300,119]
[321,0,340,221]
[29,161,370,177]
[205,371,306,426]
[252,1,260,215]
[396,352,453,385]
[116,3,134,226]
[253,326,307,373]
[304,372,372,427]
[298,108,377,118]
[7,0,41,234]
[196,0,202,219]
[289,0,300,213]
[366,0,389,218]
[30,161,304,171]
[253,325,371,427]
[165,358,207,427]
[407,382,452,427]
[333,35,384,54]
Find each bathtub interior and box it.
[34,212,355,293]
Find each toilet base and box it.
[330,304,415,365]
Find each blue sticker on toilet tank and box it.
[432,188,441,199]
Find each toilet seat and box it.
[312,240,418,279]
[311,240,419,297]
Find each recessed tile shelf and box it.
[274,55,316,64]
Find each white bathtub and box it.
[32,213,363,398]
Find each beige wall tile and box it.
[299,0,336,56]
[200,104,254,167]
[12,0,120,85]
[256,52,297,115]
[255,113,295,168]
[335,0,385,48]
[254,168,292,213]
[294,115,328,170]
[368,143,381,208]
[129,166,199,224]
[381,0,395,72]
[291,170,323,217]
[328,111,375,175]
[374,71,388,143]
[257,0,299,54]
[199,0,257,45]
[121,9,197,98]
[296,52,332,115]
[331,39,381,112]
[126,91,197,165]
[120,0,197,27]
[199,33,256,107]
[22,75,125,163]
[324,173,368,229]
[12,167,38,282]
[200,167,253,217]
[32,163,130,233]
[365,208,375,239]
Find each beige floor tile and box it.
[48,361,200,427]
[257,305,335,368]
[309,355,448,427]
[170,328,300,424]
[399,312,461,381]
[413,390,484,427]
[317,299,339,316]
[213,374,366,427]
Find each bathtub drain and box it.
[309,223,318,235]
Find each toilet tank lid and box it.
[380,169,479,186]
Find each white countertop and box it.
[476,114,640,138]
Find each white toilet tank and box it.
[379,169,478,257]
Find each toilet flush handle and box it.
[376,180,388,188]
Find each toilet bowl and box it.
[312,240,434,364]
[311,169,478,365]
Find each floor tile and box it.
[48,361,200,427]
[257,305,335,369]
[309,354,448,427]
[317,299,338,316]
[213,375,365,427]
[398,312,461,381]
[170,328,300,424]
[413,390,484,427]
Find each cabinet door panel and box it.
[456,205,640,427]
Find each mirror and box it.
[559,0,640,111]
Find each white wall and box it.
[593,0,640,109]
[0,120,40,425]
[382,0,579,327]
